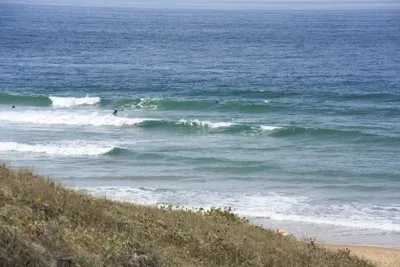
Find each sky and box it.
[3,0,400,9]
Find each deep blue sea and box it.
[1,4,399,247]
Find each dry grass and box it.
[0,164,374,267]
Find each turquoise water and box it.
[1,4,399,247]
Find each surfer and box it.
[12,105,15,108]
[215,100,219,104]
[112,109,124,116]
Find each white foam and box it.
[133,98,158,110]
[80,186,400,232]
[0,111,153,126]
[0,141,116,156]
[266,213,400,232]
[49,96,101,107]
[178,119,233,129]
[260,125,281,131]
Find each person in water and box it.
[12,105,15,108]
[112,108,124,116]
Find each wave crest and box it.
[0,111,284,134]
[49,96,101,107]
[260,125,281,131]
[0,111,151,126]
[178,119,233,129]
[0,141,117,156]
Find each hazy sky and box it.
[5,0,400,9]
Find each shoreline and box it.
[250,217,400,249]
[324,242,400,250]
[79,186,400,253]
[324,244,400,267]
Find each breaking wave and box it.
[49,96,101,107]
[0,93,101,107]
[0,111,151,126]
[83,186,400,232]
[0,141,119,156]
[0,93,281,113]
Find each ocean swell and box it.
[0,93,283,113]
[0,93,51,106]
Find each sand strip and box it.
[325,244,400,267]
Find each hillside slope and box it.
[0,165,373,267]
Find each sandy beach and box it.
[325,244,400,267]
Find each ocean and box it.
[1,4,399,247]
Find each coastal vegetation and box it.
[0,164,374,267]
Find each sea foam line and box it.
[260,125,281,131]
[82,186,400,232]
[49,96,101,107]
[0,141,117,156]
[0,111,152,126]
[178,119,233,129]
[0,111,281,133]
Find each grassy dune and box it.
[0,164,374,267]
